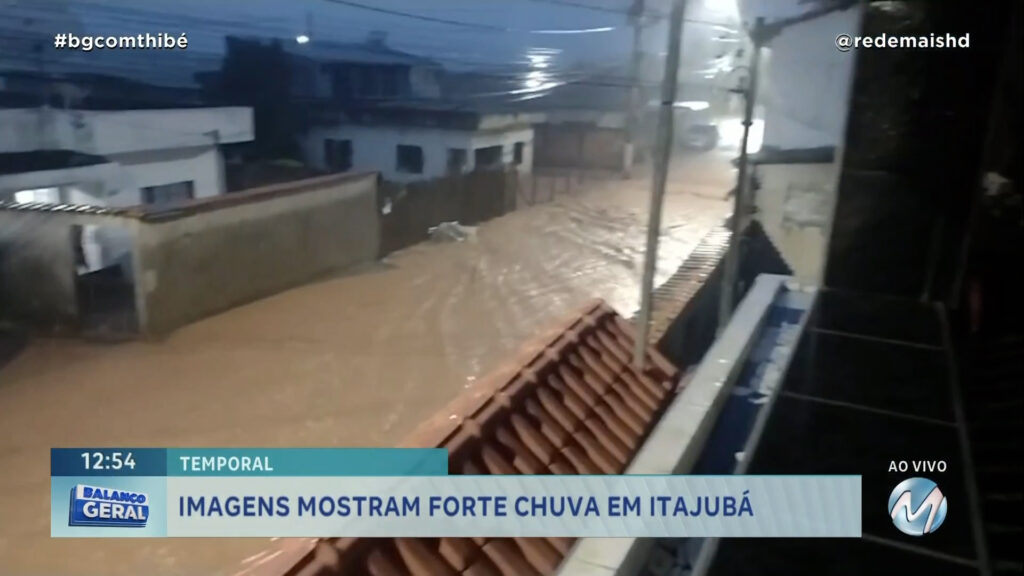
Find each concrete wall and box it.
[534,124,628,171]
[0,210,79,327]
[409,66,442,99]
[755,162,836,284]
[760,7,862,149]
[0,209,139,330]
[135,173,379,335]
[302,124,534,183]
[0,163,121,198]
[107,144,225,204]
[379,168,517,256]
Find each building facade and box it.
[0,106,254,270]
[0,107,253,205]
[302,107,537,183]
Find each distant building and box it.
[302,104,539,183]
[0,106,254,270]
[201,32,443,105]
[438,68,636,174]
[286,31,442,103]
[0,107,253,206]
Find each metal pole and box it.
[717,18,763,335]
[626,0,645,177]
[633,0,687,368]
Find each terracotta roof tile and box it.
[233,226,737,576]
[236,299,680,576]
[636,226,731,345]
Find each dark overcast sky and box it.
[4,0,817,90]
[66,0,742,68]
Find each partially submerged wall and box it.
[0,210,79,329]
[534,124,628,172]
[379,168,518,256]
[136,172,379,335]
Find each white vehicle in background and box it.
[673,101,721,151]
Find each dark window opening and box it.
[323,138,353,171]
[381,68,400,98]
[447,148,467,174]
[396,145,424,174]
[513,142,525,165]
[474,145,503,169]
[142,181,194,206]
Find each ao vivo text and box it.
[888,460,947,473]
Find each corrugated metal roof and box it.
[234,299,681,576]
[0,172,376,222]
[0,200,138,217]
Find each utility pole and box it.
[634,0,687,368]
[625,0,645,177]
[717,17,764,334]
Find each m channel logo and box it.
[888,477,947,536]
[69,484,149,528]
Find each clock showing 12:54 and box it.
[80,451,137,471]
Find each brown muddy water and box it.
[0,152,732,576]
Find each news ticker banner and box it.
[51,448,862,538]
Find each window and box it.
[447,148,467,174]
[142,181,194,206]
[513,142,525,165]
[323,138,353,171]
[12,187,60,204]
[396,145,424,174]
[381,68,400,98]
[474,145,503,169]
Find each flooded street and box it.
[0,152,732,575]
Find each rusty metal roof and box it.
[235,299,681,576]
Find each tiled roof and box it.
[635,225,731,344]
[235,299,681,576]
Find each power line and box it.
[321,0,620,34]
[519,0,667,19]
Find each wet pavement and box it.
[0,151,733,576]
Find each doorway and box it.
[72,224,139,337]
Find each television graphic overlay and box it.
[888,477,947,536]
[68,484,149,528]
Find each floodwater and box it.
[0,152,732,576]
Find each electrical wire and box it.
[321,0,619,34]
[1,1,731,100]
[519,0,667,19]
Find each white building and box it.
[758,7,862,149]
[0,107,253,205]
[0,106,253,270]
[302,106,539,183]
[738,0,863,285]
